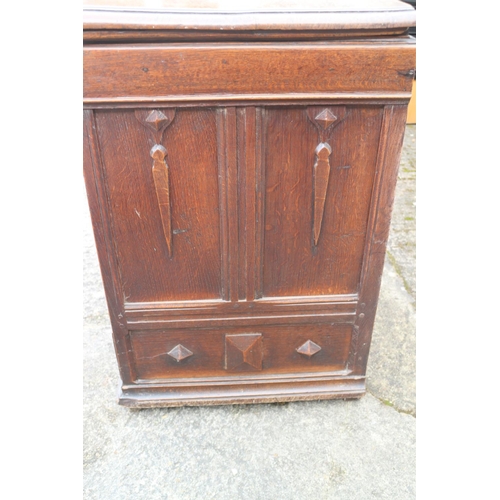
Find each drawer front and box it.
[130,323,352,381]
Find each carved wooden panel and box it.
[262,106,384,297]
[92,108,222,302]
[129,323,352,380]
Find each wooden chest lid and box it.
[83,0,416,42]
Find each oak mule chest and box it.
[83,0,416,407]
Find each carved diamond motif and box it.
[135,109,176,136]
[296,340,322,358]
[167,344,193,362]
[314,109,338,130]
[145,110,171,131]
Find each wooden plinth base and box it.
[118,375,366,408]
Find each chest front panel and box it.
[91,104,385,304]
[83,25,415,406]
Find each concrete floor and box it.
[83,125,416,499]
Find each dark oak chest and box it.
[83,0,416,407]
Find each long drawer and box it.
[130,323,353,381]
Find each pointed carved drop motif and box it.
[296,340,322,358]
[313,142,332,246]
[151,144,173,258]
[167,344,193,362]
[306,106,347,250]
[225,333,263,371]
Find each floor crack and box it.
[366,389,416,418]
[386,250,416,308]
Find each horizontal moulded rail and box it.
[84,42,416,100]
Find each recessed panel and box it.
[94,108,222,302]
[130,323,352,380]
[262,106,383,297]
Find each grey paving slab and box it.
[83,125,417,500]
[387,125,416,306]
[367,260,416,416]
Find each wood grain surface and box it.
[262,106,383,297]
[130,323,352,380]
[84,42,416,102]
[93,108,222,302]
